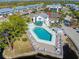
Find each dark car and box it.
[76,28,79,33]
[76,30,79,33]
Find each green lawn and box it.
[74,2,79,5]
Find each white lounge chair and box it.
[56,48,61,54]
[43,48,46,52]
[38,48,44,51]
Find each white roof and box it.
[47,4,62,8]
[65,15,72,21]
[32,13,48,19]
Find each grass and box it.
[3,34,33,57]
[22,15,32,23]
[74,2,79,5]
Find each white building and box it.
[65,15,72,21]
[47,4,62,12]
[33,13,50,26]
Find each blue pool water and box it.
[33,27,52,41]
[35,21,43,26]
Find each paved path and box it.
[62,26,79,51]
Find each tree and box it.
[0,15,28,49]
[44,8,52,13]
[59,13,66,23]
[0,22,12,49]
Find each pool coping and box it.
[29,23,56,46]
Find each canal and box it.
[0,44,78,59]
[0,48,4,59]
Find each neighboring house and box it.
[0,4,42,15]
[14,4,43,12]
[65,4,79,11]
[33,13,50,26]
[26,4,43,10]
[64,15,72,26]
[0,15,8,22]
[47,4,62,12]
[65,4,76,7]
[14,6,28,12]
[0,8,13,15]
[20,10,32,15]
[73,7,79,11]
[64,15,78,26]
[71,5,79,11]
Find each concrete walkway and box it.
[62,26,79,51]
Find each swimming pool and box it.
[34,21,43,26]
[29,23,56,45]
[33,27,52,41]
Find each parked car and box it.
[75,28,79,33]
[76,30,79,33]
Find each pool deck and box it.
[27,31,63,58]
[28,23,56,45]
[27,23,63,58]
